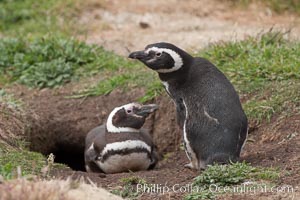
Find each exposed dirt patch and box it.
[79,0,300,55]
[244,115,300,186]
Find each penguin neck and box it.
[158,63,191,84]
[106,121,140,133]
[106,125,140,133]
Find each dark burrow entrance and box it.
[52,145,86,171]
[29,127,88,172]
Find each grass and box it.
[0,36,137,88]
[0,89,23,108]
[185,162,280,200]
[227,0,300,15]
[110,176,147,199]
[0,148,46,180]
[243,80,300,123]
[193,162,279,186]
[0,0,93,37]
[198,31,300,93]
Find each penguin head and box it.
[106,103,158,133]
[128,42,192,73]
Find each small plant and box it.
[0,37,128,88]
[41,153,55,177]
[0,163,13,180]
[194,162,279,187]
[185,190,215,200]
[111,176,147,199]
[185,162,280,199]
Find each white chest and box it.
[96,152,151,174]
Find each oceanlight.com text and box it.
[136,183,295,195]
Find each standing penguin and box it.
[84,103,158,174]
[129,43,248,170]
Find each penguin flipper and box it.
[140,129,159,170]
[175,98,186,128]
[85,125,107,173]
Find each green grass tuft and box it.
[0,37,133,88]
[185,190,216,200]
[111,176,146,199]
[0,149,46,180]
[198,31,300,93]
[194,162,279,187]
[185,162,280,200]
[0,0,79,37]
[243,80,300,123]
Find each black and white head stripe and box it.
[106,103,140,133]
[145,47,183,73]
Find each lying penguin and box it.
[84,102,158,174]
[129,42,248,170]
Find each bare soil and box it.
[79,0,300,55]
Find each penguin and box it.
[129,42,248,170]
[84,102,159,174]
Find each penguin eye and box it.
[155,52,162,57]
[126,109,132,114]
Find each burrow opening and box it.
[51,144,86,171]
[29,126,88,172]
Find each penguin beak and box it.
[135,104,158,117]
[128,50,148,60]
